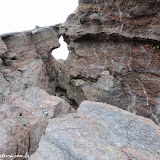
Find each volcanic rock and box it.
[29,101,160,160]
[0,0,160,159]
[52,0,160,124]
[0,25,75,159]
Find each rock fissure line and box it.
[0,0,160,159]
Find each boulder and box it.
[29,101,160,160]
[0,25,76,158]
[0,87,75,158]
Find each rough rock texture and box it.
[0,25,61,98]
[29,101,160,160]
[0,87,74,158]
[1,0,160,159]
[52,0,160,124]
[0,25,75,159]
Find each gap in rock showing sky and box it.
[0,0,78,60]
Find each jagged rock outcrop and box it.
[52,0,160,125]
[0,25,75,159]
[0,87,74,158]
[1,0,160,159]
[29,101,160,160]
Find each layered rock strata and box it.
[52,0,160,124]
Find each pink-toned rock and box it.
[0,25,61,98]
[0,37,8,56]
[0,87,75,158]
[64,0,160,41]
[0,25,76,158]
[22,87,76,118]
[32,26,60,58]
[52,0,160,124]
[0,119,29,160]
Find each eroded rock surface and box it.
[0,87,74,158]
[0,25,75,159]
[52,0,160,124]
[1,0,160,159]
[0,25,61,97]
[30,101,160,160]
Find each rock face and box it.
[29,101,160,160]
[1,1,160,159]
[0,25,75,159]
[0,87,74,158]
[0,25,60,98]
[52,0,160,124]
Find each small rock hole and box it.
[52,36,69,60]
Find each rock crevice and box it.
[0,24,75,159]
[52,0,160,125]
[0,0,160,159]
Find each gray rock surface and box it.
[30,101,160,160]
[0,87,75,159]
[0,37,7,53]
[0,1,160,159]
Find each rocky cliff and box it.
[30,101,160,160]
[52,0,160,125]
[0,0,160,159]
